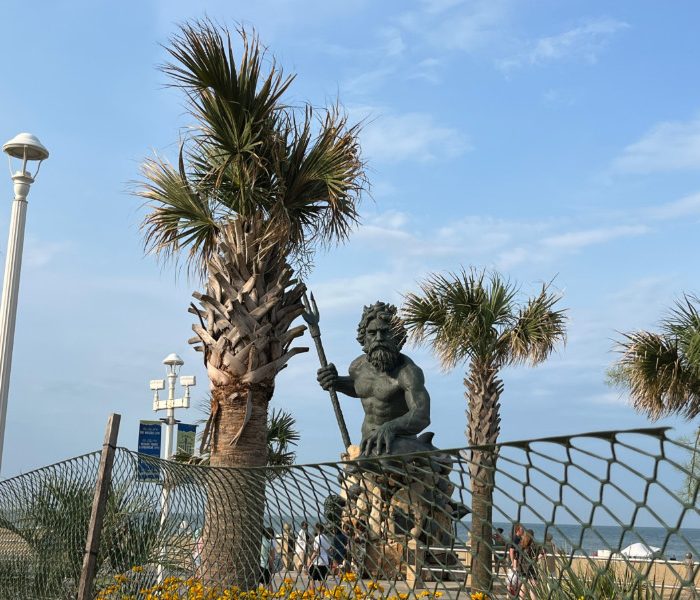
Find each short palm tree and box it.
[402,268,566,594]
[610,293,700,505]
[137,21,365,587]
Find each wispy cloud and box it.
[400,0,510,52]
[646,192,700,220]
[613,114,700,174]
[540,225,649,251]
[359,110,471,163]
[408,58,444,84]
[497,18,629,71]
[25,237,72,268]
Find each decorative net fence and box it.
[0,427,697,599]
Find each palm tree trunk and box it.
[465,363,503,594]
[190,222,307,590]
[201,382,271,589]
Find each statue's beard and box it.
[368,345,400,372]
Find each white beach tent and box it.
[620,542,662,559]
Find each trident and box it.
[302,292,352,450]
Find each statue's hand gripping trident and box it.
[302,292,352,451]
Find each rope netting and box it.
[0,427,697,599]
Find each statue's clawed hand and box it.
[361,422,396,456]
[317,363,338,391]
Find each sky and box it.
[0,0,699,517]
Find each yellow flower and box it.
[131,565,144,573]
[434,593,443,599]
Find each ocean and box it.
[263,514,699,561]
[458,522,700,562]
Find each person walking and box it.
[308,523,332,591]
[507,524,525,597]
[517,529,539,600]
[331,523,351,575]
[294,521,310,571]
[259,527,277,589]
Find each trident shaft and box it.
[302,292,352,451]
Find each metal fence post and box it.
[77,413,121,600]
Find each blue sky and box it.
[1,0,699,505]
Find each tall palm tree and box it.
[402,269,566,594]
[610,293,700,506]
[137,21,366,587]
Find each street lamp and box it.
[150,352,195,583]
[0,133,49,474]
[150,353,196,460]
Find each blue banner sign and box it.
[138,420,162,482]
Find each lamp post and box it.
[150,352,196,460]
[150,353,195,582]
[0,133,49,474]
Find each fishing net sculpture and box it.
[0,428,697,599]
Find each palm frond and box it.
[164,20,291,216]
[663,293,700,370]
[403,268,537,369]
[274,107,364,251]
[267,408,300,469]
[614,330,700,420]
[138,153,220,275]
[502,283,567,366]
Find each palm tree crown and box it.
[138,20,366,275]
[611,293,700,420]
[403,269,566,370]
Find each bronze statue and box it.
[317,301,436,457]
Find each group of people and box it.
[493,523,555,599]
[258,520,368,589]
[294,521,368,588]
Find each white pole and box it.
[164,368,177,460]
[0,175,32,474]
[158,366,177,582]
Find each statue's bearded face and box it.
[362,318,400,372]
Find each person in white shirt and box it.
[259,526,276,588]
[294,521,310,571]
[307,522,332,591]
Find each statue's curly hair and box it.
[356,301,407,350]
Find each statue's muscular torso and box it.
[344,354,430,455]
[350,355,412,438]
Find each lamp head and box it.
[3,133,49,183]
[163,353,184,375]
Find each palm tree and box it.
[402,268,566,594]
[610,293,700,506]
[137,21,365,587]
[610,294,700,421]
